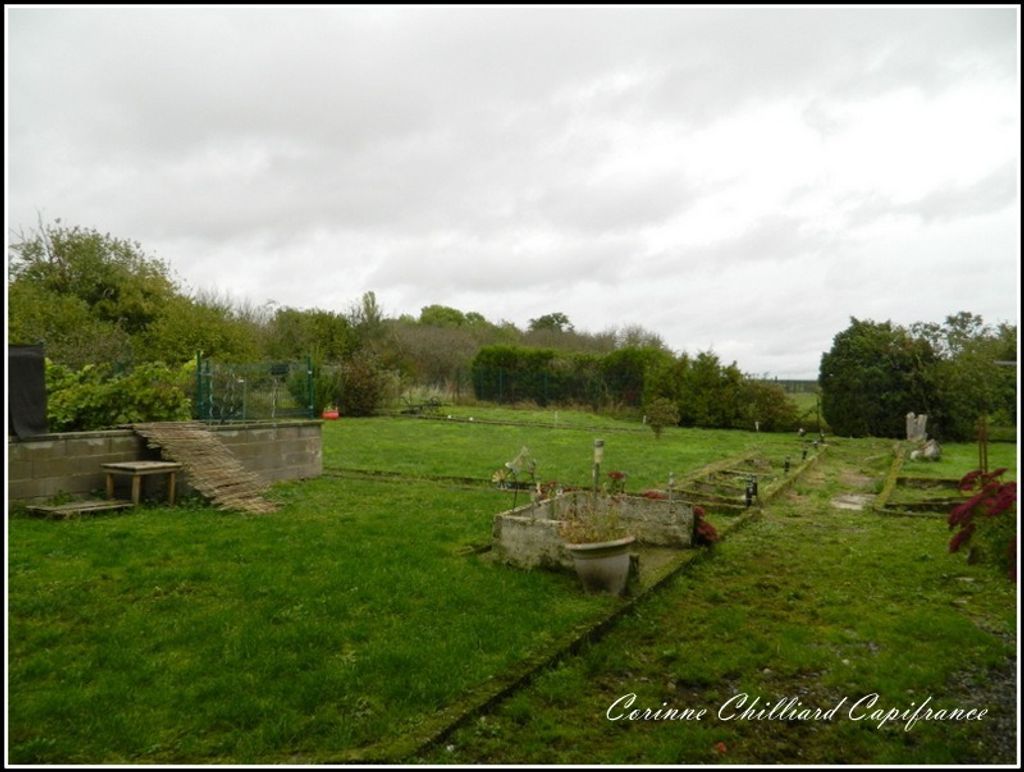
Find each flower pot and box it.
[321,409,340,420]
[564,535,635,596]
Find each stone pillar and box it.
[906,412,928,442]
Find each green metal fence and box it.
[195,355,314,422]
[754,378,819,393]
[468,366,626,407]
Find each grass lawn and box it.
[322,413,804,491]
[8,478,615,763]
[7,407,1017,764]
[901,440,1017,481]
[419,439,1017,764]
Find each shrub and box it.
[948,468,1017,581]
[740,380,801,432]
[645,397,680,439]
[46,360,192,432]
[693,505,720,546]
[336,356,398,417]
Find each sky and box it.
[6,6,1020,378]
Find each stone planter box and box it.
[492,491,695,571]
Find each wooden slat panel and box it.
[130,422,278,514]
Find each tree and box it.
[264,306,355,362]
[676,351,741,428]
[911,313,1017,439]
[819,318,939,437]
[601,347,673,407]
[615,324,669,352]
[528,312,574,333]
[8,221,181,366]
[8,281,133,368]
[350,290,384,330]
[820,313,1015,441]
[389,321,479,388]
[143,294,266,365]
[9,220,177,335]
[419,304,468,327]
[911,311,990,358]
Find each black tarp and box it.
[8,344,48,438]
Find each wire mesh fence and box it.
[467,366,634,407]
[195,356,314,422]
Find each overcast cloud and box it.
[6,6,1020,377]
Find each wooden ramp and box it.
[130,421,278,514]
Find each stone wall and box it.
[7,421,322,503]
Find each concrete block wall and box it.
[7,431,155,501]
[492,492,695,571]
[548,492,695,548]
[213,421,322,484]
[7,420,322,504]
[492,513,573,571]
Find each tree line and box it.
[9,222,743,428]
[470,345,802,431]
[8,221,1016,438]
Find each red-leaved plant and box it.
[693,505,720,546]
[948,467,1017,581]
[607,470,627,494]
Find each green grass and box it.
[8,478,615,763]
[323,415,804,491]
[788,390,822,419]
[419,440,1017,765]
[8,406,1017,764]
[901,441,1016,480]
[396,403,648,429]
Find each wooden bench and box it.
[102,461,183,506]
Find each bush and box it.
[645,397,680,439]
[336,357,398,417]
[46,360,192,432]
[948,468,1017,581]
[740,380,801,432]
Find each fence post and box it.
[194,352,202,419]
[306,355,314,418]
[206,358,214,422]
